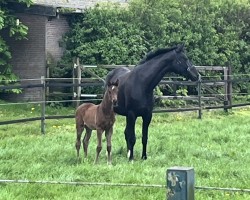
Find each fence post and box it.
[223,67,229,112]
[76,58,81,108]
[166,167,195,200]
[227,65,233,109]
[41,76,46,134]
[73,58,77,107]
[45,65,50,101]
[197,78,202,119]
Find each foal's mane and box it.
[138,46,178,65]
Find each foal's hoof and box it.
[107,161,112,165]
[76,156,81,164]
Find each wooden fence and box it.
[71,62,233,119]
[1,65,250,134]
[47,59,233,109]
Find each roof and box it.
[33,0,127,9]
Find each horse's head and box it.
[107,79,119,106]
[172,44,200,81]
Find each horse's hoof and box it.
[127,150,131,158]
[141,155,147,160]
[128,159,134,164]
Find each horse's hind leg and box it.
[141,113,152,160]
[125,111,137,161]
[83,127,92,158]
[94,129,103,164]
[105,127,113,165]
[75,121,84,160]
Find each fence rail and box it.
[1,65,250,132]
[0,77,249,128]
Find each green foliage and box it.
[55,0,250,103]
[63,3,148,65]
[0,0,31,93]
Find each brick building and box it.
[2,0,126,101]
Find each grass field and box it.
[0,102,250,199]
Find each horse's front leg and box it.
[105,127,113,165]
[125,111,136,161]
[94,128,103,164]
[141,112,152,160]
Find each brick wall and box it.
[46,15,70,63]
[1,13,72,102]
[2,13,47,101]
[46,15,71,99]
[1,0,127,102]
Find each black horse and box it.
[105,44,200,161]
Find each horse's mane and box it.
[138,46,178,65]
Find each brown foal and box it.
[75,80,119,164]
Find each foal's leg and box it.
[141,112,152,160]
[105,127,113,165]
[125,111,136,161]
[75,119,84,160]
[83,126,92,158]
[94,129,103,164]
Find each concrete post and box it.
[167,167,195,200]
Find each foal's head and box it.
[107,79,119,106]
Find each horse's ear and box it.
[176,44,184,53]
[107,81,112,87]
[114,79,119,86]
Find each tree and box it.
[0,0,32,88]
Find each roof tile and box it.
[33,0,127,9]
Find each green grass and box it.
[0,102,250,199]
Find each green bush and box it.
[55,0,250,107]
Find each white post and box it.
[41,76,46,134]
